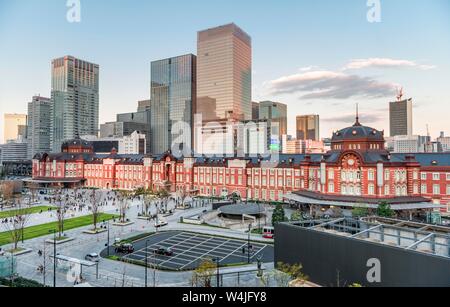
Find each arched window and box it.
[348,185,354,195]
[342,185,347,195]
[402,186,407,196]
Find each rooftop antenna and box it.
[396,87,404,101]
[354,103,361,126]
[425,124,431,153]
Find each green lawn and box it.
[0,206,56,219]
[0,213,117,246]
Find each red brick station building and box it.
[30,119,450,216]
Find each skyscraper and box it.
[50,56,99,152]
[259,101,287,152]
[137,99,151,112]
[151,54,196,155]
[390,98,413,137]
[27,96,51,158]
[296,115,320,141]
[3,114,27,143]
[197,23,252,121]
[252,102,260,120]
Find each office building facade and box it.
[27,96,51,158]
[390,98,413,137]
[197,23,252,121]
[50,56,99,152]
[3,114,27,143]
[296,115,320,141]
[259,101,287,151]
[151,54,196,155]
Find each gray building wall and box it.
[27,96,51,158]
[151,54,196,155]
[51,56,99,152]
[390,98,413,137]
[275,223,450,287]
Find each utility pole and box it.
[43,242,47,286]
[214,258,220,287]
[153,251,156,287]
[248,223,252,264]
[105,220,110,257]
[48,229,57,287]
[145,240,148,287]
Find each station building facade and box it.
[31,120,450,214]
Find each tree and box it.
[0,181,15,205]
[117,191,131,223]
[352,206,370,218]
[177,186,189,208]
[2,201,31,250]
[273,262,308,287]
[272,204,286,225]
[191,258,216,287]
[55,192,67,238]
[142,194,155,217]
[89,189,102,231]
[27,182,39,204]
[377,201,394,218]
[290,211,303,222]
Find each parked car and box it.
[85,253,100,262]
[155,220,168,228]
[115,243,134,254]
[153,247,173,256]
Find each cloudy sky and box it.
[0,0,449,143]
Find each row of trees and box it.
[271,201,396,227]
[191,258,308,287]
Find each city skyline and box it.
[1,0,450,144]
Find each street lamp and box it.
[145,240,149,288]
[247,223,252,264]
[104,219,110,257]
[213,258,220,287]
[49,229,57,287]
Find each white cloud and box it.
[343,58,436,70]
[267,70,398,100]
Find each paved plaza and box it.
[0,189,275,287]
[115,231,273,271]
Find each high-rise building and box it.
[281,136,324,154]
[118,131,146,155]
[197,23,252,121]
[100,121,148,140]
[437,132,450,152]
[1,138,28,162]
[3,114,27,143]
[389,98,413,137]
[385,135,429,153]
[259,101,287,151]
[27,96,51,158]
[252,102,260,120]
[50,56,99,152]
[137,99,151,112]
[151,54,196,155]
[296,115,320,141]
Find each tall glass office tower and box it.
[27,96,51,158]
[151,54,196,155]
[197,23,252,121]
[50,56,99,152]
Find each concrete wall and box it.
[275,223,450,287]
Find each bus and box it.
[262,226,275,239]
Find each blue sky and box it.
[0,0,449,143]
